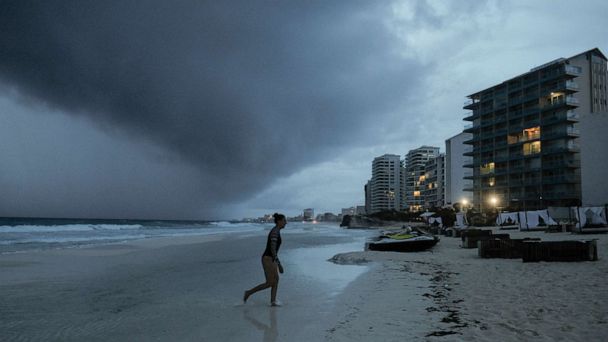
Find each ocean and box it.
[0,217,360,254]
[0,217,269,254]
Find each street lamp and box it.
[490,196,500,226]
[461,199,469,213]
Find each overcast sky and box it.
[1,1,606,220]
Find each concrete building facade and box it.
[368,154,405,213]
[445,132,473,206]
[405,146,440,211]
[463,48,608,211]
[423,153,446,208]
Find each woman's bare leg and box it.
[245,257,279,303]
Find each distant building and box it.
[463,48,608,210]
[322,212,338,221]
[423,153,446,208]
[341,207,356,216]
[368,154,405,213]
[445,132,473,206]
[356,205,367,215]
[364,180,372,215]
[405,146,440,211]
[303,208,314,221]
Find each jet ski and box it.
[367,232,439,252]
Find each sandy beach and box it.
[2,225,607,341]
[329,228,608,341]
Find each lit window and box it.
[480,162,495,175]
[523,141,541,155]
[413,191,421,197]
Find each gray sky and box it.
[1,1,606,220]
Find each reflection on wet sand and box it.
[244,307,278,342]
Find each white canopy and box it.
[518,210,558,230]
[428,216,443,227]
[575,207,608,229]
[496,212,519,225]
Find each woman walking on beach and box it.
[244,213,286,306]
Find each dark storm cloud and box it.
[0,1,421,215]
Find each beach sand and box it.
[328,228,608,341]
[2,226,607,341]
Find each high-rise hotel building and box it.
[368,154,405,213]
[405,146,440,211]
[463,48,608,211]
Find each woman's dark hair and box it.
[273,213,286,223]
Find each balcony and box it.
[540,65,581,83]
[542,81,580,97]
[542,175,578,184]
[541,96,579,111]
[567,127,580,136]
[464,98,479,110]
[565,65,582,76]
[542,159,578,169]
[463,123,477,133]
[542,145,580,155]
[542,110,580,125]
[543,191,579,200]
[567,110,579,121]
[463,110,479,121]
[542,130,571,141]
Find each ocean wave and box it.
[1,234,148,244]
[0,224,144,233]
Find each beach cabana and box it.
[496,212,519,226]
[419,212,434,224]
[428,216,443,227]
[574,207,608,232]
[518,210,558,230]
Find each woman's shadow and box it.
[243,307,278,342]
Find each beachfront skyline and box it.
[1,1,607,220]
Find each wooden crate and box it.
[478,238,541,258]
[522,240,598,262]
[463,233,510,249]
[461,229,492,244]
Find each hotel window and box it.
[480,162,495,175]
[523,141,541,155]
[523,127,540,140]
[488,177,495,187]
[413,191,421,197]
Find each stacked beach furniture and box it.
[460,229,598,262]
